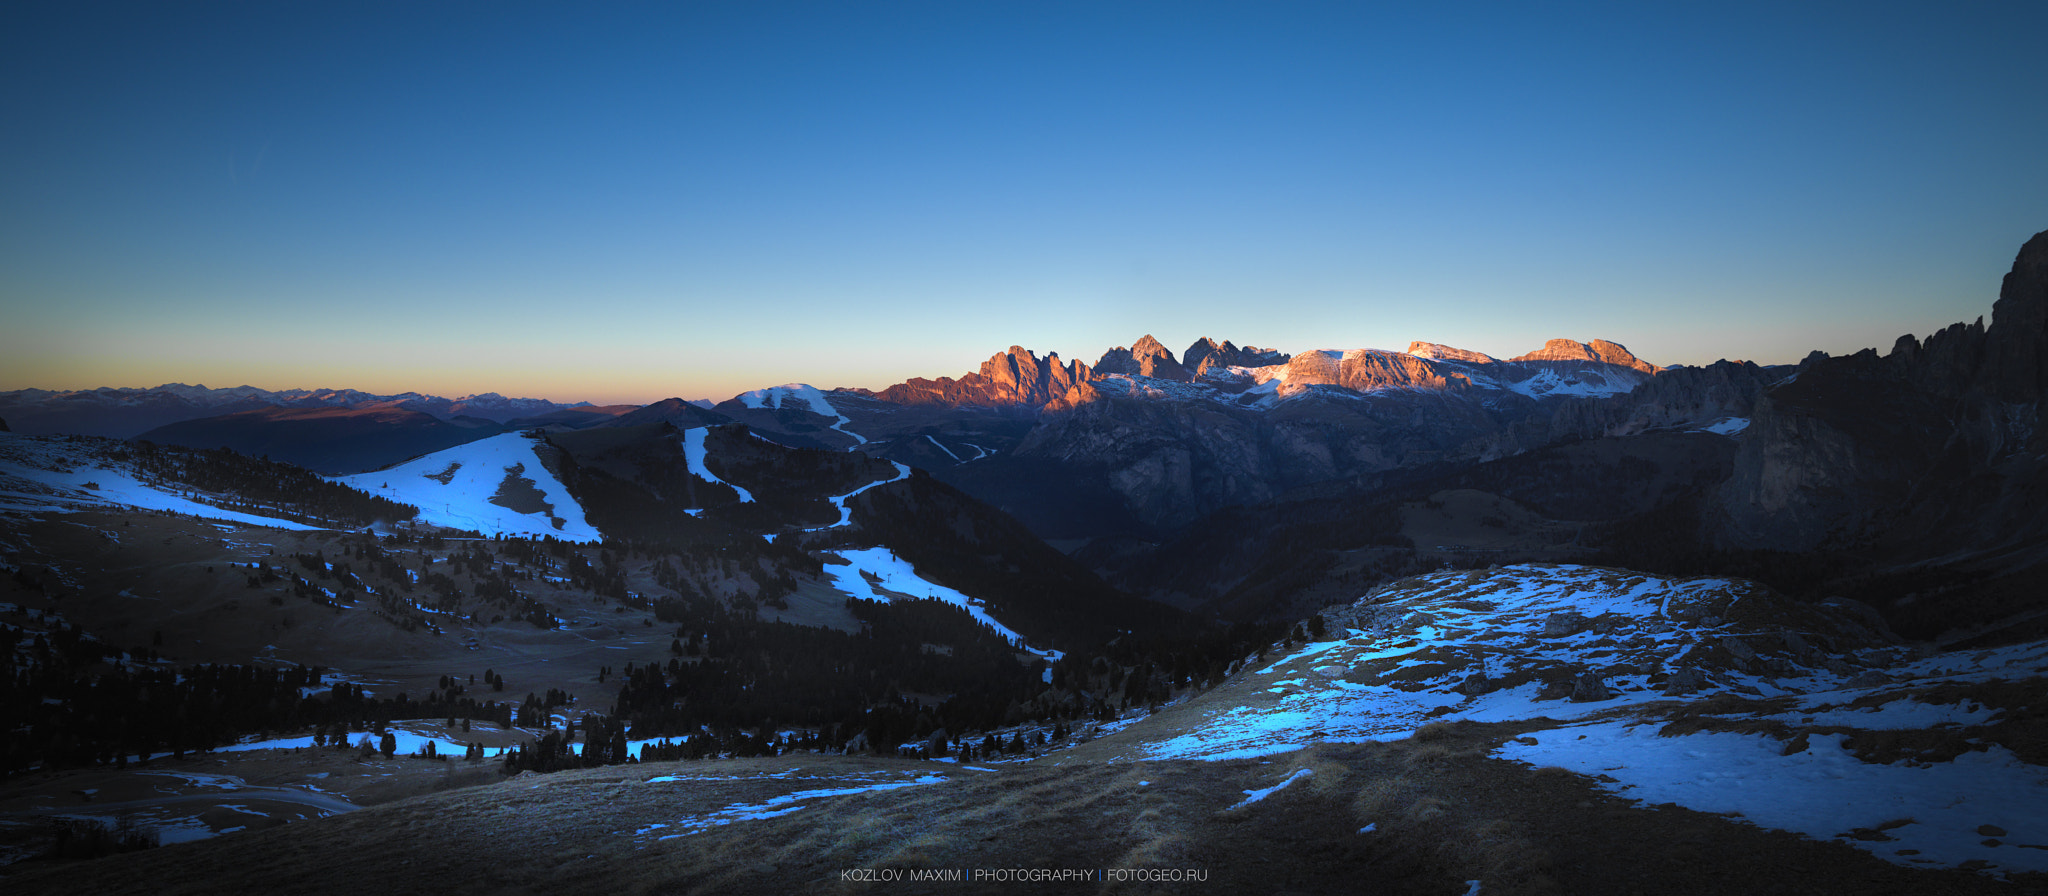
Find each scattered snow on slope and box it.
[1699,416,1752,436]
[1112,562,2048,875]
[632,770,947,842]
[334,433,600,541]
[735,383,867,446]
[1499,723,2048,874]
[682,427,753,503]
[823,546,1062,664]
[1498,367,1646,399]
[1137,565,1818,762]
[0,433,321,529]
[1228,767,1314,809]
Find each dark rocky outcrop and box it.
[1715,229,2048,555]
[1548,359,1781,440]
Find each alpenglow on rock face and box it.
[1094,335,1193,382]
[1184,337,1291,377]
[874,346,1092,410]
[1511,338,1661,375]
[1404,342,1500,365]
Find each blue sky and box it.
[4,1,2045,404]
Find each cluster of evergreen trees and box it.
[0,610,530,776]
[125,440,418,526]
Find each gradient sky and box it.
[4,2,2046,405]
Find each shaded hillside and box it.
[848,471,1193,650]
[1084,431,1736,623]
[138,406,500,474]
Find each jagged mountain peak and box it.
[1096,335,1193,382]
[1183,338,1290,376]
[873,345,1090,411]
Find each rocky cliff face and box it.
[875,346,1092,410]
[1512,338,1661,375]
[1714,228,2048,553]
[1277,349,1472,397]
[1093,335,1193,382]
[1016,378,1525,534]
[1184,338,1290,376]
[1548,360,1781,440]
[1981,229,2048,403]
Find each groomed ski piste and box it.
[1120,563,2048,876]
[806,462,910,531]
[736,383,867,447]
[333,433,602,542]
[681,426,752,503]
[821,546,1063,669]
[0,432,322,530]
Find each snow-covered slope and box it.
[333,432,600,541]
[734,383,867,446]
[0,432,320,529]
[820,546,1062,665]
[1112,563,2048,875]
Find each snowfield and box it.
[333,432,601,541]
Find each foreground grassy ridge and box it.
[2,723,2030,896]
